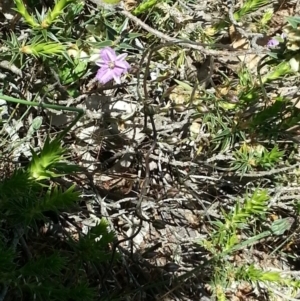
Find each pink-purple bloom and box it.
[267,33,286,48]
[267,38,280,48]
[95,47,130,84]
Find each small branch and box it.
[88,0,266,57]
[237,163,300,178]
[0,61,22,77]
[119,7,265,57]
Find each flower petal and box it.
[100,47,117,62]
[116,53,128,61]
[267,38,279,48]
[114,59,131,70]
[112,73,122,84]
[112,66,128,77]
[96,66,114,84]
[96,60,106,67]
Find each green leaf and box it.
[173,79,193,92]
[59,58,87,85]
[41,185,79,212]
[270,218,294,235]
[72,219,116,263]
[117,42,138,50]
[90,40,113,48]
[118,18,129,33]
[286,16,300,29]
[27,116,43,137]
[105,22,118,41]
[20,252,67,276]
[28,137,68,180]
[127,32,144,39]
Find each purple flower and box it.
[95,47,130,84]
[267,38,280,48]
[267,33,286,48]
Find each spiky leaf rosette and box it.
[28,137,81,181]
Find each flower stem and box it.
[0,94,84,140]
